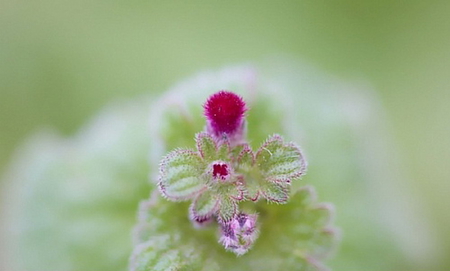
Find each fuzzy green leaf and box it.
[256,134,306,183]
[196,132,217,161]
[217,196,238,222]
[236,145,254,173]
[159,149,205,201]
[230,144,246,161]
[260,181,289,203]
[190,190,219,221]
[217,141,231,161]
[244,176,261,201]
[216,179,245,201]
[130,236,203,271]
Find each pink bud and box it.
[218,212,259,256]
[203,91,247,140]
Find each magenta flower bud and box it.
[218,212,259,256]
[203,91,247,143]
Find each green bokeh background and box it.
[1,0,449,269]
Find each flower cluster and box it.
[219,212,259,256]
[158,90,307,255]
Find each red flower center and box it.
[213,163,229,180]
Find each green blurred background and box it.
[1,0,449,269]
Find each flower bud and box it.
[218,212,259,256]
[203,91,247,144]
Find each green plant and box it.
[2,62,424,271]
[130,82,338,270]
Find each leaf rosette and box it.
[158,132,245,223]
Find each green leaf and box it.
[230,144,246,161]
[310,228,339,259]
[196,132,217,161]
[260,181,289,203]
[243,175,260,201]
[235,145,260,201]
[159,149,205,201]
[131,196,223,271]
[217,196,237,222]
[130,234,169,270]
[236,145,254,174]
[190,190,219,221]
[217,141,231,161]
[130,237,199,271]
[215,179,245,201]
[250,186,337,270]
[284,187,338,259]
[304,204,333,229]
[256,135,306,183]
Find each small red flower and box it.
[204,91,247,138]
[213,163,229,180]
